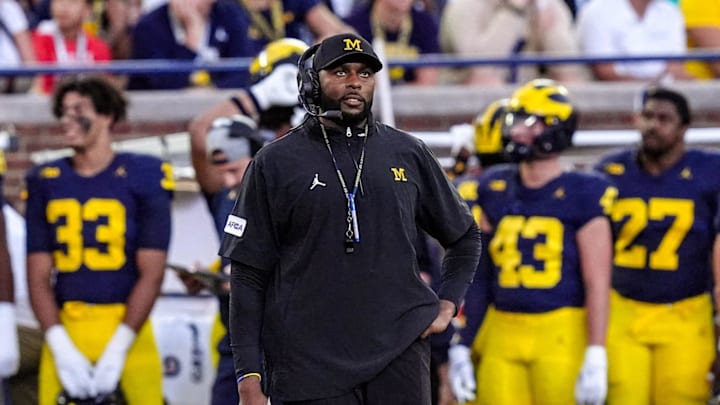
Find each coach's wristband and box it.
[237,372,262,384]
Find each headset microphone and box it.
[318,110,343,120]
[301,108,343,120]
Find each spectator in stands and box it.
[0,0,37,93]
[99,0,143,61]
[680,0,720,79]
[239,0,352,58]
[344,0,441,85]
[32,0,142,61]
[32,0,112,94]
[21,0,50,29]
[440,0,586,86]
[577,0,693,81]
[128,0,250,90]
[322,0,357,18]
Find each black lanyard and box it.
[320,123,368,254]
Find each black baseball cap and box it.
[313,33,383,73]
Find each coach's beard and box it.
[320,95,373,128]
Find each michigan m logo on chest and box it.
[391,167,408,182]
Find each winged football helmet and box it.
[502,78,578,162]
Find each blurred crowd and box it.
[0,0,719,94]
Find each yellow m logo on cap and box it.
[343,38,363,52]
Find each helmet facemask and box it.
[501,79,578,162]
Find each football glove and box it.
[46,325,96,399]
[248,63,300,111]
[575,345,607,405]
[448,344,476,403]
[0,302,19,378]
[93,323,135,395]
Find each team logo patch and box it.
[489,180,506,191]
[604,163,625,175]
[224,215,247,237]
[40,166,61,178]
[310,173,326,190]
[390,167,407,182]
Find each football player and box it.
[186,37,308,405]
[594,86,720,404]
[0,149,20,404]
[449,79,614,405]
[448,97,510,404]
[25,76,174,405]
[450,97,511,179]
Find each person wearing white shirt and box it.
[0,0,36,92]
[577,0,692,81]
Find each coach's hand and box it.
[46,324,97,398]
[94,323,136,394]
[448,344,476,403]
[249,64,299,111]
[238,375,267,405]
[575,345,607,405]
[422,299,455,338]
[0,303,19,378]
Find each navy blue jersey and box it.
[204,187,235,349]
[454,173,483,226]
[453,173,492,346]
[207,187,236,240]
[594,149,720,303]
[477,164,615,313]
[25,153,173,305]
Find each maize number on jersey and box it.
[612,197,693,271]
[490,216,563,289]
[47,198,126,272]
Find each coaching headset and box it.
[297,43,325,117]
[296,33,383,119]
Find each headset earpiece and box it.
[297,44,322,116]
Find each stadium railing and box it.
[1,50,720,76]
